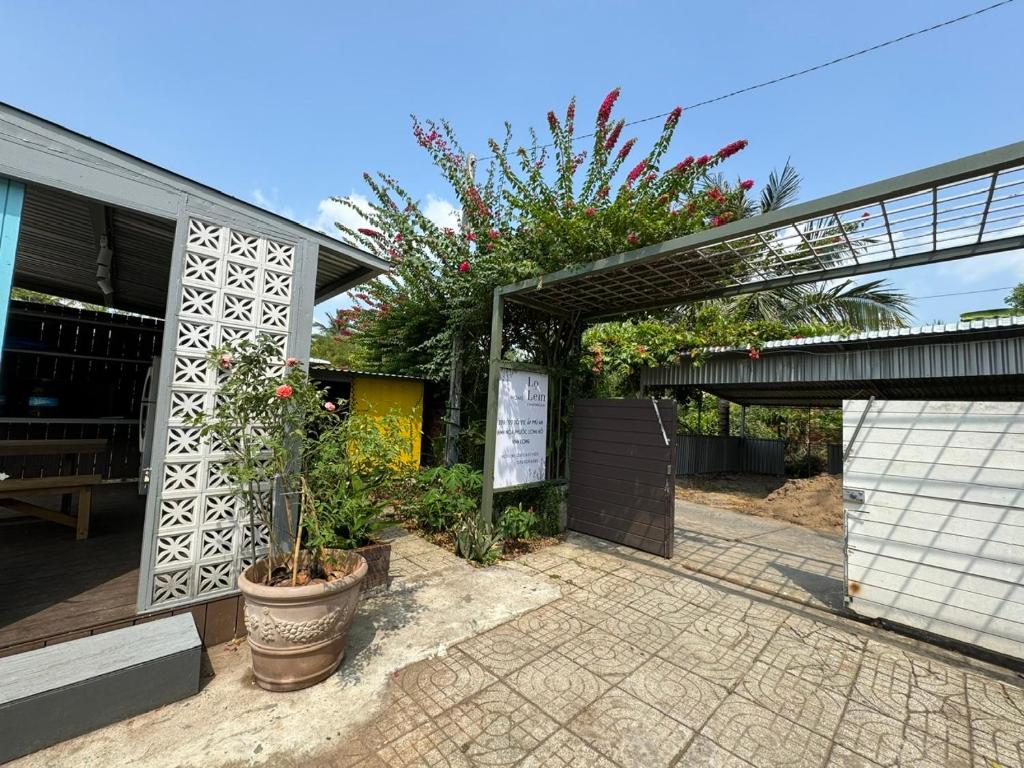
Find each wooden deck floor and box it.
[0,484,143,650]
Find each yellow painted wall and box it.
[352,376,424,467]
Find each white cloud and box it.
[309,192,461,237]
[937,247,1024,284]
[250,188,297,221]
[309,193,375,237]
[422,194,461,230]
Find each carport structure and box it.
[481,139,1024,552]
[640,315,1024,407]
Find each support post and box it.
[443,330,463,465]
[740,405,747,438]
[0,177,25,377]
[443,154,476,467]
[480,289,504,524]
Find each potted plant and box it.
[191,335,378,691]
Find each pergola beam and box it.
[497,139,1024,319]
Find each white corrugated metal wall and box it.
[843,399,1024,660]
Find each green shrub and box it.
[305,410,407,549]
[414,463,482,533]
[497,483,564,536]
[454,511,498,564]
[497,503,539,542]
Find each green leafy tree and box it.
[325,90,760,438]
[321,89,910,456]
[1007,282,1024,311]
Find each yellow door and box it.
[352,376,424,468]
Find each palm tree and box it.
[703,162,913,435]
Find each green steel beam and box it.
[580,235,1024,321]
[499,139,1024,310]
[480,290,504,524]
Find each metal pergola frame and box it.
[480,140,1024,520]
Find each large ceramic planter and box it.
[239,550,367,692]
[354,541,391,594]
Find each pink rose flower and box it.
[285,357,299,367]
[324,401,337,412]
[275,384,293,399]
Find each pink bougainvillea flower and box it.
[285,357,299,367]
[696,154,711,167]
[598,185,610,199]
[674,156,695,173]
[324,401,337,412]
[627,232,639,245]
[218,353,233,370]
[707,187,725,203]
[604,120,624,151]
[617,138,637,161]
[394,233,403,242]
[626,160,647,185]
[748,347,760,360]
[275,384,294,399]
[597,87,621,127]
[465,232,477,242]
[645,172,657,182]
[658,195,670,205]
[717,139,749,159]
[458,260,471,272]
[488,229,500,240]
[861,211,871,219]
[710,212,734,227]
[664,106,682,127]
[547,110,558,131]
[740,179,755,191]
[585,206,596,217]
[484,242,494,252]
[443,227,455,237]
[357,227,383,239]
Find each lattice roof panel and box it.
[501,141,1024,319]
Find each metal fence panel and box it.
[827,443,843,474]
[568,398,676,558]
[676,434,784,476]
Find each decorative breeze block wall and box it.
[149,219,295,608]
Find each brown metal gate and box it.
[568,398,676,557]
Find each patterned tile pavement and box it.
[323,531,1024,768]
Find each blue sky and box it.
[4,1,1022,325]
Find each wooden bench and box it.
[0,438,108,540]
[0,614,201,763]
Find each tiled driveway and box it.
[673,499,846,612]
[326,530,1024,768]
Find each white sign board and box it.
[493,368,548,489]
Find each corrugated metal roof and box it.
[14,184,175,316]
[641,326,1024,408]
[697,314,1024,356]
[1,102,389,305]
[308,360,425,382]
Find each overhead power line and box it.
[478,0,1016,160]
[914,285,1015,300]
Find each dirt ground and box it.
[675,472,843,533]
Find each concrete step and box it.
[0,613,201,763]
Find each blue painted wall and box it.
[0,177,26,375]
